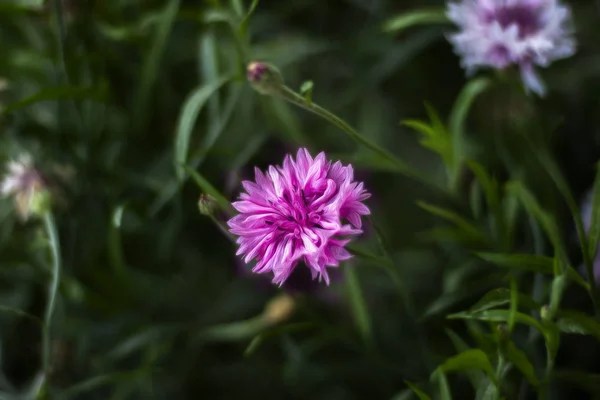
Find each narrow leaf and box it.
[549,274,568,317]
[475,252,553,274]
[133,0,180,133]
[417,201,484,239]
[448,310,545,336]
[502,341,538,387]
[449,78,491,187]
[587,162,600,260]
[556,309,600,342]
[300,80,313,106]
[244,322,315,357]
[383,9,449,33]
[469,288,541,314]
[403,381,432,400]
[174,77,230,180]
[2,86,104,114]
[436,349,497,387]
[345,266,373,346]
[506,181,562,252]
[444,329,485,389]
[433,370,453,400]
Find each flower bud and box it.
[198,194,217,216]
[262,294,295,325]
[247,62,284,96]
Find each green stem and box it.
[536,150,599,314]
[495,351,506,400]
[41,212,62,391]
[275,86,450,196]
[368,218,435,371]
[345,266,373,349]
[209,214,236,242]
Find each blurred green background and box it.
[1,0,600,399]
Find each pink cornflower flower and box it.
[447,0,576,96]
[228,148,370,286]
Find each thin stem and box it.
[345,266,373,349]
[368,218,435,372]
[275,86,452,198]
[40,212,62,394]
[209,214,236,242]
[495,351,506,400]
[535,150,599,314]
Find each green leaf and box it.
[508,278,518,332]
[437,349,497,387]
[544,323,560,374]
[475,252,553,274]
[505,181,562,253]
[475,252,588,290]
[403,120,436,137]
[448,78,491,186]
[469,179,483,219]
[244,322,315,357]
[383,9,449,34]
[174,77,230,181]
[185,166,235,216]
[469,288,541,314]
[261,96,311,146]
[200,30,221,127]
[466,161,498,208]
[239,0,259,34]
[502,341,538,387]
[345,266,372,346]
[432,370,453,400]
[549,274,568,317]
[556,309,600,342]
[200,316,267,341]
[449,78,491,144]
[444,329,485,389]
[57,371,144,400]
[0,305,41,324]
[448,310,545,336]
[566,267,590,291]
[2,86,105,114]
[300,80,314,106]
[587,162,600,260]
[551,370,600,393]
[418,227,485,245]
[42,213,61,378]
[348,244,394,269]
[133,0,180,134]
[403,381,432,400]
[417,201,484,239]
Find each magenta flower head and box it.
[447,0,576,96]
[227,148,370,286]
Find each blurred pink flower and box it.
[1,154,48,221]
[447,0,576,96]
[228,148,370,286]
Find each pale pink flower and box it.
[1,154,48,220]
[447,0,576,96]
[228,148,370,286]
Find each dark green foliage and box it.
[1,0,600,399]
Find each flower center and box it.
[263,188,326,237]
[488,5,541,38]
